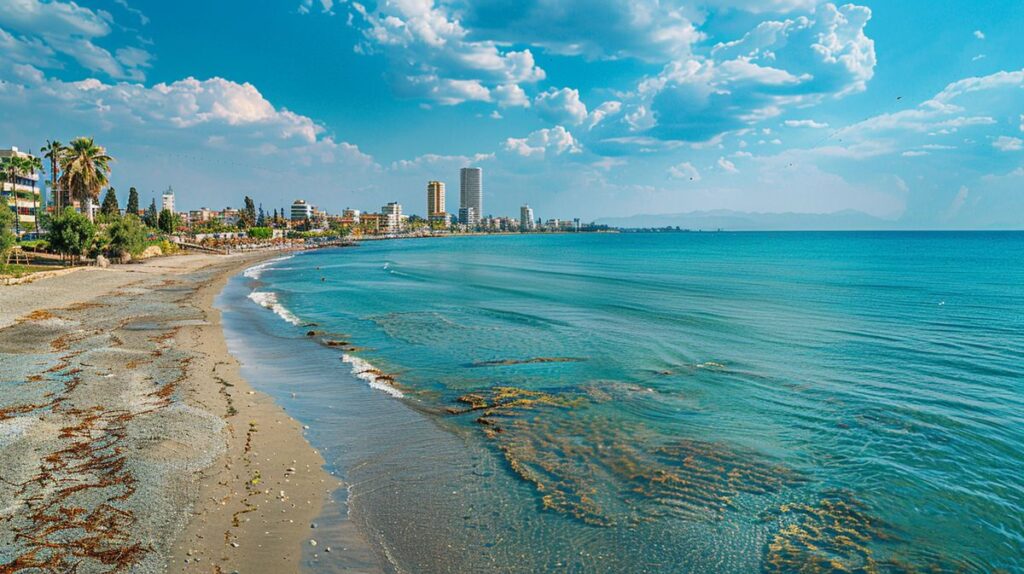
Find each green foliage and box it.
[247,226,273,240]
[59,137,112,221]
[126,187,140,216]
[0,206,16,262]
[106,214,147,257]
[46,207,96,262]
[239,196,257,228]
[193,219,237,234]
[100,186,120,216]
[143,198,158,227]
[157,208,177,234]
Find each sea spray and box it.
[243,254,295,280]
[247,291,302,325]
[342,354,405,398]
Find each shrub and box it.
[106,215,147,258]
[247,226,273,240]
[46,207,96,264]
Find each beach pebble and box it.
[310,522,317,529]
[325,547,332,553]
[231,542,240,548]
[310,539,318,547]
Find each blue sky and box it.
[1,0,1022,227]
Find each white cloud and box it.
[494,83,530,108]
[346,0,544,105]
[535,87,589,125]
[668,161,701,180]
[0,0,151,80]
[901,150,928,157]
[784,119,829,128]
[298,0,335,15]
[992,136,1023,152]
[586,101,623,129]
[391,152,494,171]
[624,3,876,142]
[456,0,703,62]
[717,157,739,172]
[504,126,582,158]
[945,185,969,220]
[973,30,985,40]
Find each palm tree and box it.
[41,140,65,212]
[58,137,112,222]
[25,154,44,235]
[2,156,33,237]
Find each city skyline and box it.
[0,2,1022,228]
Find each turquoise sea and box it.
[218,232,1024,573]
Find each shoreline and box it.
[0,252,340,573]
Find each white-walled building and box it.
[459,167,482,226]
[161,186,175,213]
[520,204,535,231]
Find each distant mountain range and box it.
[597,209,898,231]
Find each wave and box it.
[247,291,302,325]
[342,354,405,398]
[243,254,295,280]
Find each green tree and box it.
[106,214,147,258]
[47,207,96,264]
[100,187,120,217]
[0,203,16,266]
[257,203,266,227]
[239,196,257,228]
[126,187,139,216]
[157,208,176,234]
[143,198,158,228]
[58,137,112,222]
[41,140,66,212]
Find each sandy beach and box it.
[0,253,338,573]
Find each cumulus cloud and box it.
[535,87,588,125]
[992,136,1023,152]
[504,126,582,158]
[0,0,151,81]
[298,0,335,15]
[784,119,829,128]
[973,30,985,40]
[586,101,623,129]
[456,0,702,61]
[668,161,701,180]
[494,83,530,108]
[717,157,739,172]
[0,71,377,207]
[617,3,876,143]
[345,0,544,105]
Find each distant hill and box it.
[597,209,897,231]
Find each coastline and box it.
[0,252,338,573]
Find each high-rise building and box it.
[0,147,42,236]
[161,186,175,213]
[427,181,446,216]
[382,201,403,233]
[520,204,535,231]
[459,167,482,226]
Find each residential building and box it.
[520,204,535,231]
[459,167,482,226]
[0,147,42,235]
[360,212,382,234]
[189,207,217,226]
[382,202,403,233]
[458,206,477,228]
[161,186,175,213]
[221,208,241,226]
[290,199,313,222]
[427,180,446,221]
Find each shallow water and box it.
[219,232,1024,572]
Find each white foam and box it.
[243,254,294,280]
[247,291,302,325]
[342,353,405,398]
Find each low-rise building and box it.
[382,202,403,233]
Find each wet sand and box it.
[0,253,338,573]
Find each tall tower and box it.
[520,204,535,231]
[459,167,482,226]
[427,181,445,216]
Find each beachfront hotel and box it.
[459,167,482,227]
[0,147,43,236]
